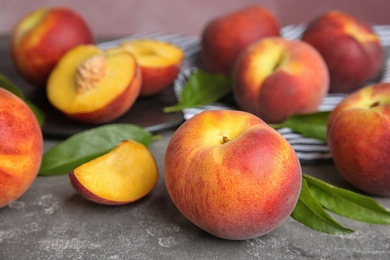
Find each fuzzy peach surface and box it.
[301,10,383,93]
[327,83,390,196]
[201,5,280,75]
[233,37,329,123]
[0,89,43,208]
[164,110,302,240]
[11,7,94,87]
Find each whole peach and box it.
[11,6,94,88]
[201,5,280,75]
[164,110,302,240]
[327,83,390,196]
[0,88,43,208]
[232,37,329,124]
[302,10,384,93]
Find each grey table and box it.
[1,130,390,260]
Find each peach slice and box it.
[120,39,184,97]
[47,44,141,124]
[69,139,159,205]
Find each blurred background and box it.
[1,0,390,38]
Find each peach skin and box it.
[302,10,384,93]
[164,110,302,240]
[232,37,329,124]
[201,5,280,75]
[327,83,390,196]
[0,88,43,208]
[11,6,94,88]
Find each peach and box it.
[301,10,384,93]
[69,139,158,205]
[327,83,390,196]
[0,88,43,208]
[201,5,280,75]
[120,39,184,97]
[164,110,302,240]
[10,6,94,88]
[47,44,141,124]
[232,37,329,124]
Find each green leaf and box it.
[164,69,232,112]
[304,174,390,224]
[0,72,45,126]
[39,124,158,176]
[0,72,25,97]
[291,178,354,235]
[270,111,331,141]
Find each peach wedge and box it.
[47,44,141,124]
[69,140,159,205]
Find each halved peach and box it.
[47,44,141,124]
[69,139,159,205]
[120,39,184,97]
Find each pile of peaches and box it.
[10,7,185,124]
[2,7,181,208]
[1,5,390,241]
[201,6,385,123]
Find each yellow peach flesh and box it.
[47,45,137,113]
[121,40,184,67]
[73,140,158,202]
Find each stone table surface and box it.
[1,35,390,260]
[1,130,390,260]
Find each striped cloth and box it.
[98,24,390,162]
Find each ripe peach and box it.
[120,39,184,97]
[47,45,141,124]
[69,139,158,205]
[232,37,329,124]
[201,5,280,75]
[301,10,384,93]
[164,110,302,240]
[0,88,43,208]
[327,83,390,196]
[11,6,94,88]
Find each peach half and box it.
[69,139,159,205]
[120,39,184,97]
[47,44,141,124]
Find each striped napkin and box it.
[98,24,390,162]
